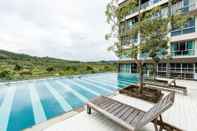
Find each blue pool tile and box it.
[7,85,35,131]
[47,80,84,109]
[74,79,113,95]
[29,84,47,124]
[0,73,139,131]
[82,78,118,90]
[90,77,129,87]
[0,87,16,131]
[35,82,65,120]
[60,79,96,100]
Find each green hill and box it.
[0,50,117,81]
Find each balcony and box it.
[171,26,196,36]
[129,0,164,15]
[125,0,197,20]
[171,50,195,56]
[172,0,197,15]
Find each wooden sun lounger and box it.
[87,92,182,131]
[144,79,187,95]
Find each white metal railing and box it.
[171,26,196,36]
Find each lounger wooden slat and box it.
[120,108,135,120]
[97,99,111,107]
[111,105,127,116]
[107,103,122,113]
[99,101,113,109]
[116,106,130,118]
[126,110,140,124]
[130,112,145,126]
[87,91,183,131]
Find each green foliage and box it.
[14,64,23,71]
[0,70,12,80]
[86,66,94,71]
[46,67,54,72]
[0,50,117,81]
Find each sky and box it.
[0,0,117,61]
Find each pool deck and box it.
[27,79,197,131]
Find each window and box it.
[119,64,132,73]
[171,17,195,36]
[158,63,166,72]
[171,40,195,56]
[127,17,138,29]
[182,63,193,73]
[131,63,137,73]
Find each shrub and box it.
[86,66,94,71]
[104,65,112,71]
[14,64,22,71]
[0,70,12,80]
[19,69,32,75]
[46,67,54,72]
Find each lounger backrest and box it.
[136,91,175,129]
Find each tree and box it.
[86,65,94,71]
[14,64,22,71]
[46,67,54,72]
[0,70,12,80]
[105,0,188,93]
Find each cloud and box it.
[0,0,117,61]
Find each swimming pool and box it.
[0,73,138,131]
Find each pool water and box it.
[0,73,138,131]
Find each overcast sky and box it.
[0,0,117,61]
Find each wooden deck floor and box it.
[45,80,197,131]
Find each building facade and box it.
[118,0,197,80]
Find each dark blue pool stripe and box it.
[35,82,65,119]
[73,79,112,95]
[47,80,84,109]
[7,85,35,131]
[60,79,95,100]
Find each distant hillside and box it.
[0,50,117,81]
[0,49,80,63]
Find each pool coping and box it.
[23,107,85,131]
